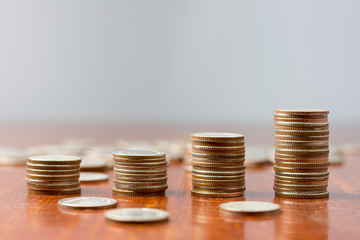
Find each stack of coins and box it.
[26,155,81,195]
[112,150,167,196]
[273,109,330,199]
[191,133,246,198]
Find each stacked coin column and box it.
[26,155,81,195]
[190,133,246,198]
[112,150,168,196]
[273,109,330,199]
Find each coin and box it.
[104,208,168,222]
[58,197,117,210]
[79,172,109,182]
[191,133,244,142]
[275,191,329,199]
[113,150,165,159]
[26,162,80,170]
[112,187,165,196]
[0,148,27,165]
[219,201,280,215]
[28,155,81,165]
[191,191,244,198]
[80,159,107,171]
[28,187,81,195]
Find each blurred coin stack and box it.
[273,109,330,199]
[112,150,168,196]
[183,142,192,172]
[191,133,246,198]
[26,155,81,195]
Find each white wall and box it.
[0,0,359,123]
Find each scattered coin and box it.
[58,197,117,210]
[219,201,280,215]
[104,208,168,222]
[0,148,27,165]
[79,172,109,182]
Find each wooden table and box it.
[0,123,359,240]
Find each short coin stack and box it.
[273,109,330,199]
[112,150,168,196]
[26,155,81,195]
[191,133,246,198]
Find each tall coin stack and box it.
[26,155,81,195]
[273,109,330,199]
[112,150,167,196]
[191,133,246,198]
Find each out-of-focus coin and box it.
[0,148,27,165]
[28,155,81,165]
[79,172,109,182]
[219,201,280,215]
[58,197,117,210]
[80,159,107,171]
[104,208,168,222]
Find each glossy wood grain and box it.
[0,124,359,240]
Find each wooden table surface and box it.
[0,123,359,240]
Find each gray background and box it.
[0,0,359,124]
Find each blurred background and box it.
[0,0,359,145]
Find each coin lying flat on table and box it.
[79,172,109,182]
[104,208,168,222]
[219,201,280,215]
[58,197,117,210]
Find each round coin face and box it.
[79,172,109,182]
[58,197,117,209]
[219,201,280,215]
[104,208,168,222]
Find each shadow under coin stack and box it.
[191,133,246,198]
[273,109,330,199]
[26,155,81,195]
[112,150,168,196]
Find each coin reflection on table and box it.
[112,194,168,211]
[191,196,245,240]
[274,197,329,240]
